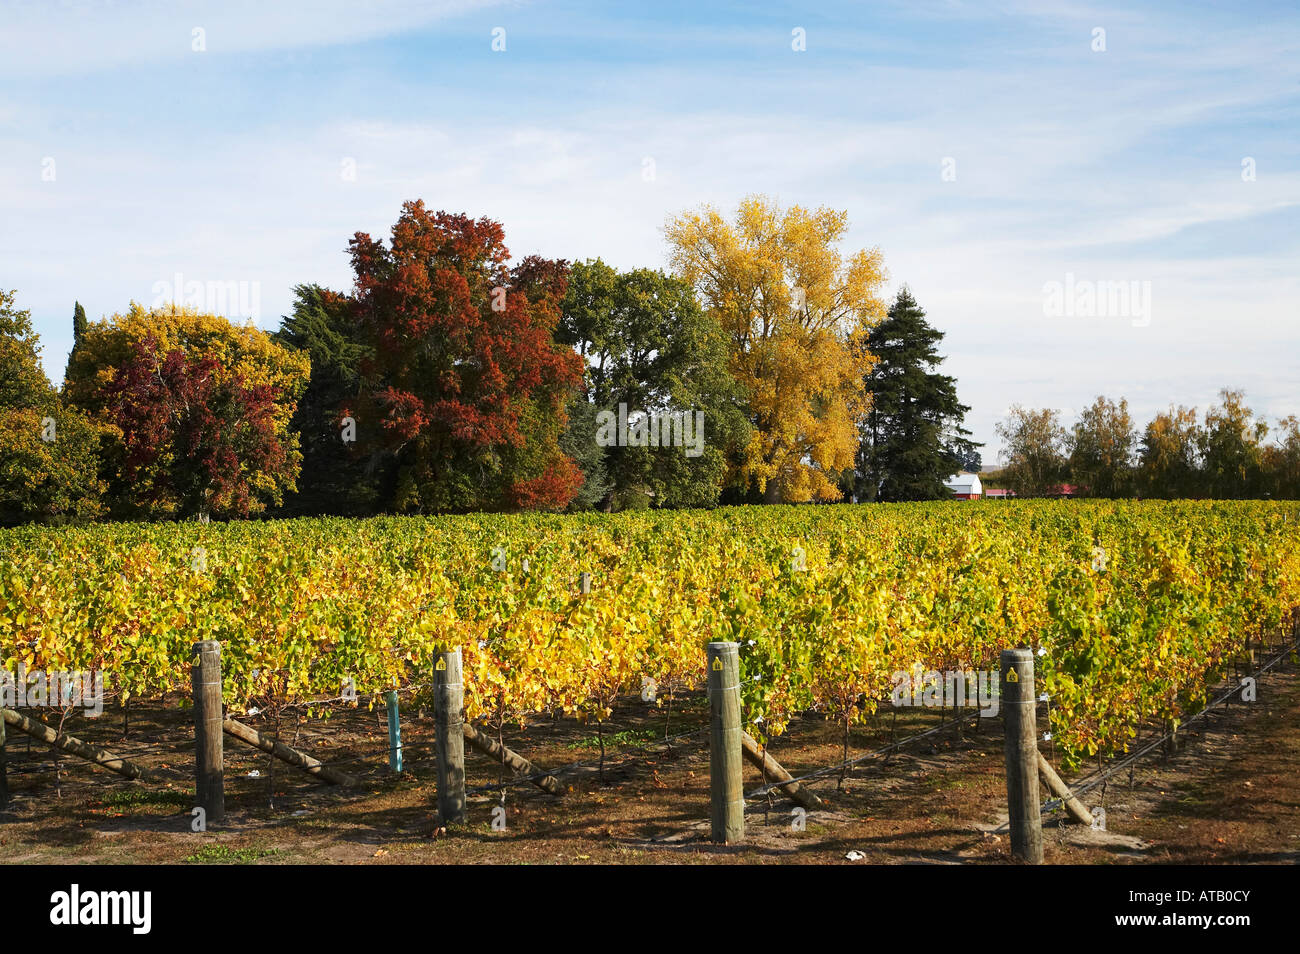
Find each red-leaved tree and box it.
[103,336,289,518]
[347,200,584,511]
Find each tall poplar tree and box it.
[666,195,887,504]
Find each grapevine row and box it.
[2,500,1297,768]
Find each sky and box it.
[2,0,1297,460]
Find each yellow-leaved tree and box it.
[665,195,887,502]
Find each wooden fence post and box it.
[707,641,744,844]
[433,649,466,825]
[192,639,225,825]
[0,710,8,810]
[579,572,591,595]
[386,690,403,773]
[1000,647,1042,864]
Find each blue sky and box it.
[2,0,1297,458]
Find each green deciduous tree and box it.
[0,407,104,525]
[0,288,55,410]
[557,259,747,510]
[1199,388,1267,499]
[557,396,611,510]
[0,289,104,524]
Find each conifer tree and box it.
[855,287,978,501]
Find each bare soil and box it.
[2,660,1297,865]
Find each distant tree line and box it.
[993,392,1300,499]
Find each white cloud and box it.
[0,0,502,76]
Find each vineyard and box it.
[3,499,1298,774]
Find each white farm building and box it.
[942,473,983,500]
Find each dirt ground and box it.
[2,657,1298,865]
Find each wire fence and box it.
[3,620,1296,850]
[988,627,1300,833]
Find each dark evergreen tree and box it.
[64,301,89,386]
[854,286,979,501]
[559,394,611,510]
[956,447,982,473]
[272,284,380,515]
